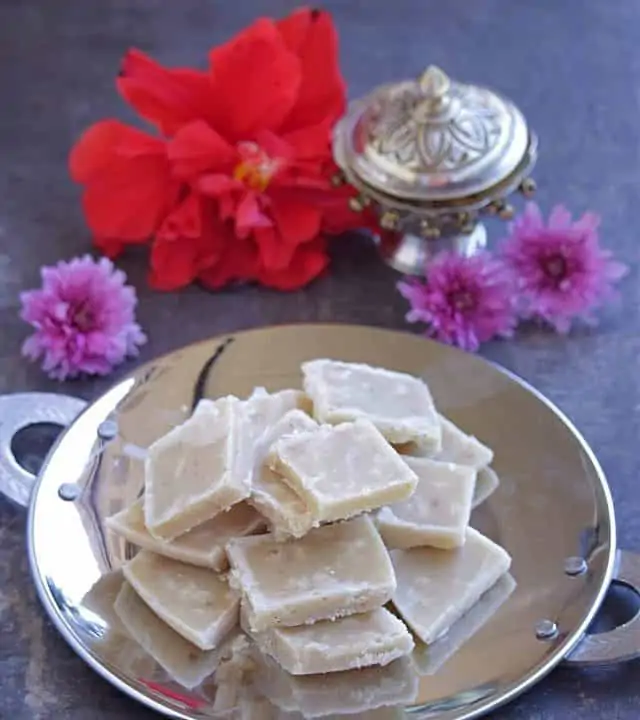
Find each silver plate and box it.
[4,325,640,719]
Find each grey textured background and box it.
[1,0,639,718]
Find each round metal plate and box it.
[25,325,616,719]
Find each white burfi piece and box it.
[145,396,248,540]
[226,515,396,632]
[411,573,516,676]
[391,527,511,644]
[376,457,476,549]
[106,498,265,571]
[209,633,256,714]
[252,650,418,718]
[122,550,239,650]
[269,419,418,523]
[302,359,441,449]
[398,414,494,469]
[434,414,494,468]
[249,410,318,538]
[242,606,414,675]
[114,581,226,688]
[233,389,312,488]
[472,466,500,508]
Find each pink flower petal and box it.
[548,205,572,230]
[396,252,517,352]
[500,203,626,333]
[19,255,146,381]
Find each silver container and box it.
[1,325,639,719]
[333,67,538,274]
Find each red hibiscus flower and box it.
[69,7,363,291]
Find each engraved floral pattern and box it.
[370,87,503,174]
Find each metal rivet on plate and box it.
[535,619,559,641]
[97,419,118,441]
[564,556,588,576]
[58,483,80,501]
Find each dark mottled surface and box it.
[1,0,640,718]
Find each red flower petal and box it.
[277,8,346,132]
[69,120,179,240]
[253,226,293,270]
[69,119,165,182]
[93,237,125,258]
[319,183,378,235]
[208,19,301,140]
[117,49,215,137]
[257,236,328,290]
[236,192,272,237]
[149,194,221,290]
[282,119,333,162]
[169,121,237,180]
[198,234,259,289]
[197,173,243,198]
[270,192,322,245]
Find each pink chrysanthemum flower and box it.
[20,255,146,380]
[500,203,628,333]
[397,252,517,352]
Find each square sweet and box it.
[391,527,512,644]
[249,410,318,538]
[472,466,500,508]
[226,515,396,632]
[233,389,312,488]
[209,633,256,714]
[433,414,494,468]
[397,414,494,469]
[302,359,441,449]
[106,498,265,571]
[122,550,239,650]
[241,606,414,675]
[375,457,476,549]
[251,650,418,718]
[269,419,418,523]
[411,573,516,676]
[114,581,226,688]
[144,396,249,540]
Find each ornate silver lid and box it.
[333,65,536,207]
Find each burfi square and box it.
[434,414,494,468]
[376,457,476,549]
[391,528,512,644]
[107,498,265,571]
[411,573,516,676]
[269,419,418,523]
[249,410,319,538]
[251,650,418,718]
[114,581,226,688]
[473,466,500,508]
[122,550,240,651]
[242,606,414,675]
[144,396,248,540]
[398,414,494,470]
[226,515,396,631]
[302,359,441,449]
[232,389,312,488]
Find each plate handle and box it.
[565,550,640,665]
[0,392,87,508]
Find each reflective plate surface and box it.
[26,325,616,719]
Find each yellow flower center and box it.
[233,141,282,192]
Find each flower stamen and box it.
[542,254,568,284]
[233,141,282,192]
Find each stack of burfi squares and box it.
[105,358,513,708]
